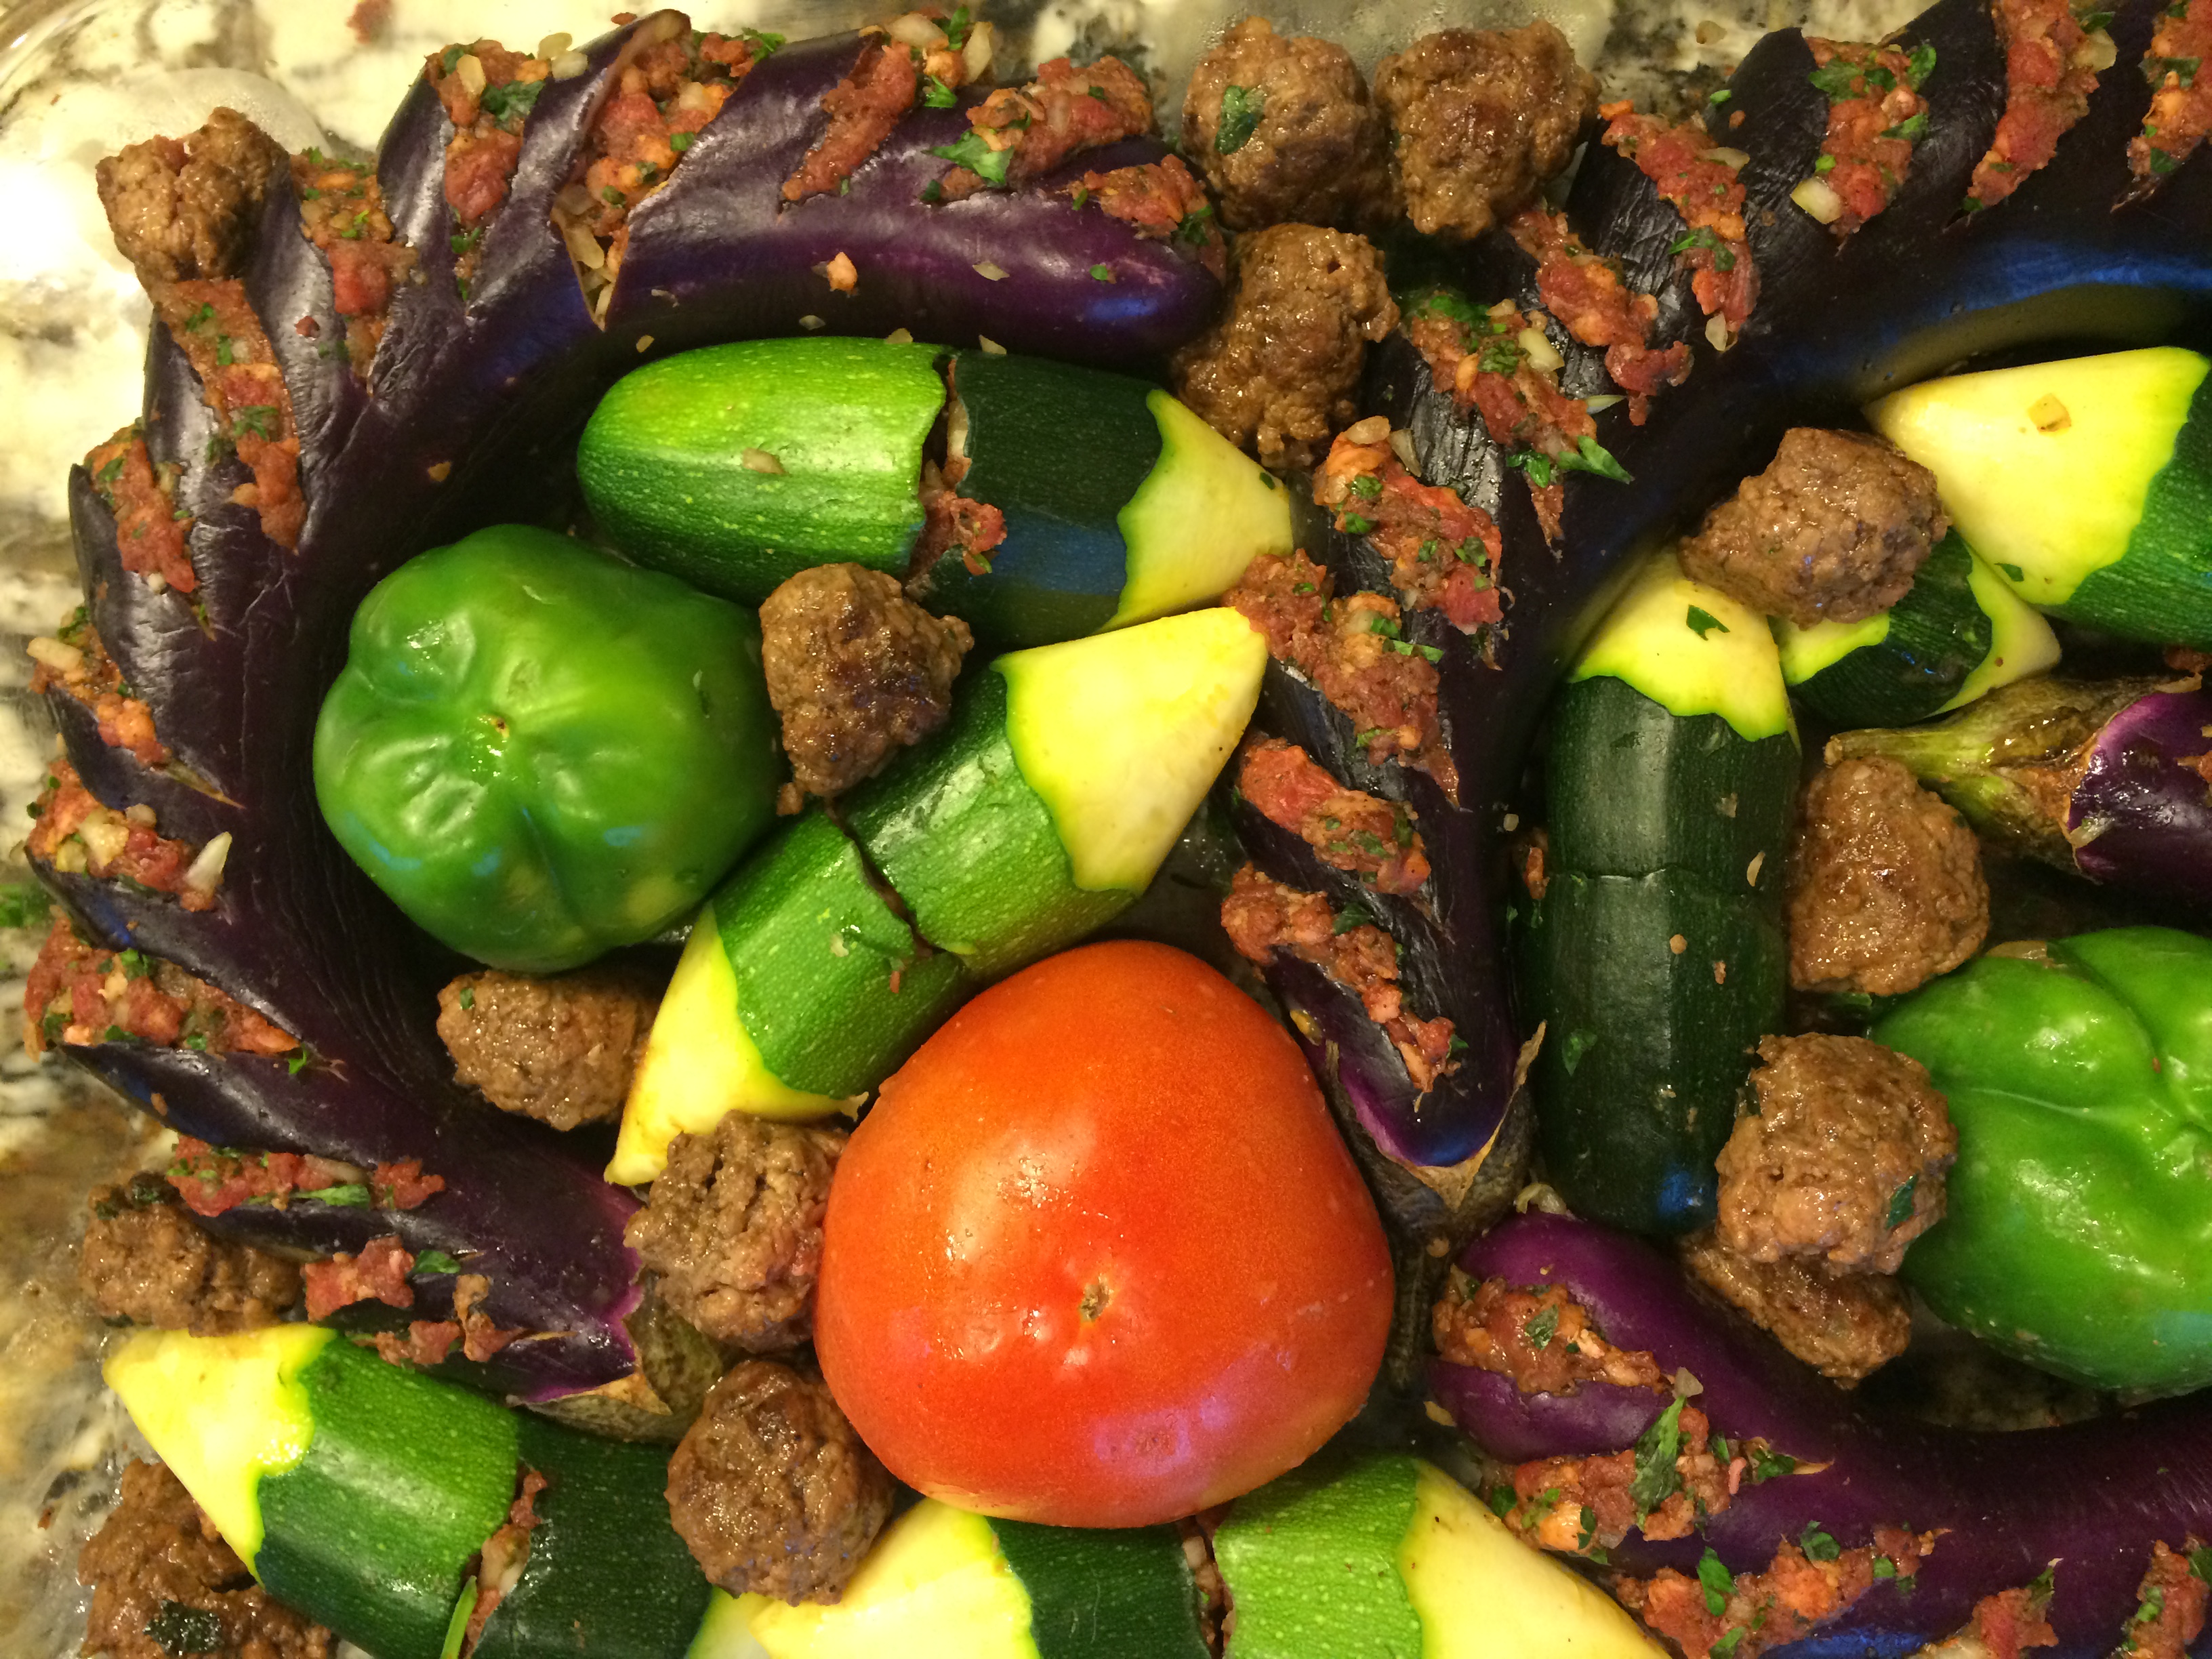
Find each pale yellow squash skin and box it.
[1572,552,1794,743]
[1866,347,2208,606]
[104,1325,331,1572]
[1936,550,2062,711]
[748,1502,1041,1659]
[1108,394,1296,630]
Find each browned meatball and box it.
[1171,224,1399,471]
[79,1460,333,1659]
[1789,756,1989,996]
[665,1360,893,1603]
[1373,24,1597,241]
[79,1183,300,1336]
[1181,18,1393,230]
[1681,1230,1912,1384]
[437,966,659,1131]
[1717,1033,1956,1275]
[96,108,284,289]
[625,1113,844,1352]
[1679,428,1947,626]
[760,562,972,803]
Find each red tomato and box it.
[815,939,1393,1528]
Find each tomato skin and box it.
[815,939,1393,1528]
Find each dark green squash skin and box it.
[1789,531,1993,725]
[990,1518,1214,1659]
[1520,677,1795,1234]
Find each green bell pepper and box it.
[1874,926,2212,1395]
[314,525,780,973]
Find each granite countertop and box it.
[0,0,1921,1648]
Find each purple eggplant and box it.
[30,13,1220,1406]
[1227,0,2212,1247]
[1433,1212,2212,1656]
[1832,676,2212,914]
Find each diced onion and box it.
[455,53,487,96]
[798,314,826,330]
[640,11,685,45]
[972,261,1008,281]
[183,832,232,899]
[79,817,129,869]
[552,50,590,80]
[1517,327,1565,372]
[555,183,594,216]
[124,804,157,827]
[884,327,915,345]
[635,334,655,354]
[1387,428,1419,470]
[1791,175,1845,224]
[2077,28,2118,68]
[886,12,949,50]
[1343,415,1391,445]
[1706,312,1734,352]
[144,573,167,594]
[978,335,1007,356]
[962,22,996,82]
[1584,394,1624,413]
[26,636,83,675]
[536,32,573,59]
[742,449,785,474]
[2028,392,2072,432]
[560,218,605,270]
[1486,298,1519,322]
[1700,146,1750,170]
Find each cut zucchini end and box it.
[1107,392,1297,630]
[1000,607,1267,893]
[608,911,845,1187]
[1938,551,2064,712]
[1572,552,1793,743]
[749,1501,1040,1659]
[104,1325,332,1571]
[690,1593,776,1659]
[1776,607,1891,685]
[1400,1460,1666,1658]
[1866,347,2209,607]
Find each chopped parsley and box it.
[1525,1305,1559,1349]
[215,335,235,367]
[930,130,1012,186]
[230,405,278,442]
[670,131,695,152]
[942,7,971,49]
[1339,512,1374,535]
[438,44,465,74]
[1746,1443,1798,1482]
[1559,1028,1597,1074]
[288,1046,314,1077]
[457,984,476,1010]
[1687,605,1730,638]
[1349,472,1382,499]
[1710,87,1733,104]
[302,1183,371,1207]
[451,226,484,255]
[2192,1546,2212,1582]
[1809,59,1867,99]
[743,26,786,56]
[480,77,544,124]
[1488,1483,1517,1518]
[2162,54,2203,86]
[414,1249,464,1275]
[1815,152,1838,173]
[1332,903,1376,935]
[1090,263,1114,281]
[1698,1547,1735,1615]
[1629,1395,1687,1515]
[923,75,958,108]
[1216,84,1265,154]
[96,454,125,488]
[1671,225,1736,271]
[1711,1631,1746,1659]
[1906,42,1938,87]
[1477,337,1524,375]
[1883,110,1930,142]
[0,883,50,930]
[601,185,627,205]
[1174,203,1216,245]
[1873,1555,1900,1580]
[184,303,216,332]
[1885,1174,1919,1229]
[1799,1523,1841,1562]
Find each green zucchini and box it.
[1866,347,2212,649]
[1775,531,2061,726]
[577,340,1291,647]
[1520,554,1797,1235]
[611,608,1266,1184]
[106,1327,714,1659]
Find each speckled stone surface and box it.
[0,0,1923,1650]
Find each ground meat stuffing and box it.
[290,149,417,376]
[1681,1228,1913,1382]
[1067,156,1226,279]
[1171,224,1397,472]
[462,1469,548,1650]
[1971,1578,2060,1659]
[79,1460,333,1659]
[931,54,1153,203]
[1599,104,1759,338]
[1431,1275,1669,1395]
[1616,1528,1934,1659]
[30,609,169,768]
[1313,417,1503,630]
[625,1111,844,1351]
[665,1359,894,1603]
[562,20,773,319]
[79,1179,300,1335]
[1179,16,1392,230]
[1237,737,1431,896]
[1399,289,1617,541]
[437,966,659,1131]
[26,762,219,910]
[24,922,295,1063]
[1373,24,1597,241]
[2132,0,2212,186]
[1502,1401,1734,1555]
[1679,428,1946,627]
[2123,1542,2212,1659]
[1224,549,1454,792]
[1717,1033,1955,1274]
[759,562,973,802]
[1805,40,1932,236]
[96,112,304,548]
[428,38,550,287]
[1509,205,1692,423]
[82,430,196,596]
[1788,756,1989,996]
[166,1136,443,1219]
[300,1233,415,1321]
[1221,864,1458,1088]
[1969,0,2104,209]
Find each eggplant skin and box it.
[1435,1214,2212,1657]
[2070,686,2212,909]
[1223,0,2212,1244]
[30,17,1221,1405]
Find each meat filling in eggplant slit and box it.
[30,0,2212,1652]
